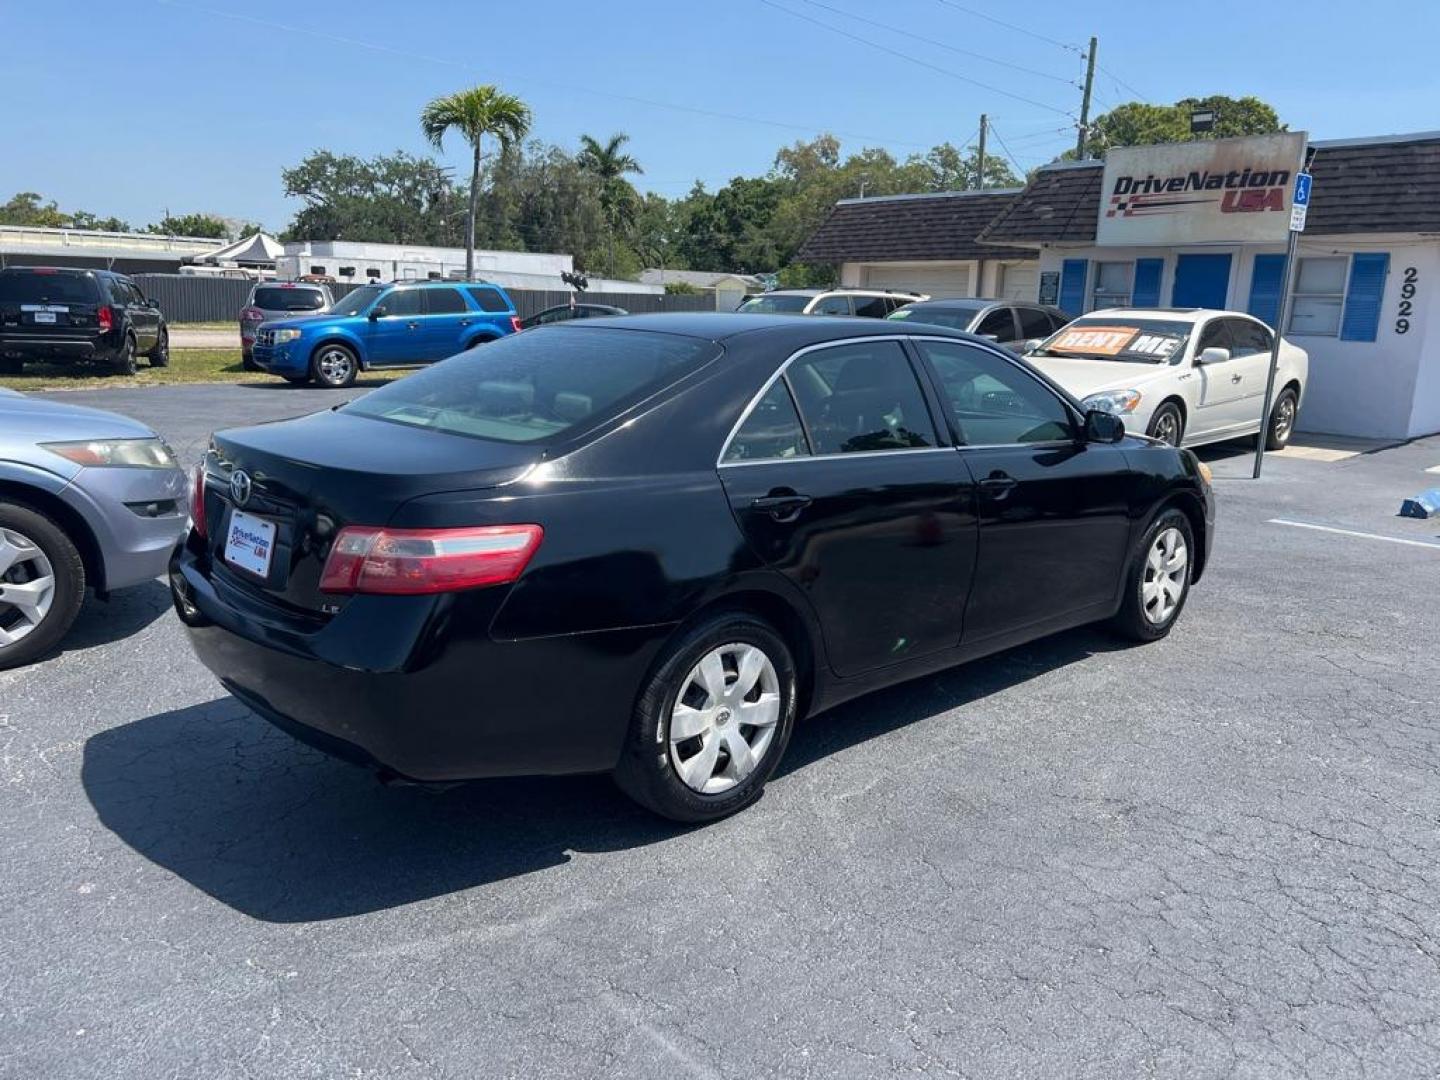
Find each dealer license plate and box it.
[224,509,277,578]
[33,312,56,323]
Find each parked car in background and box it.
[0,388,187,669]
[519,302,627,329]
[0,267,169,375]
[250,281,521,388]
[240,281,334,369]
[173,314,1213,823]
[737,288,926,317]
[1022,308,1309,449]
[887,298,1070,350]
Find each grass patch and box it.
[169,321,239,332]
[0,349,407,391]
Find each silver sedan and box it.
[0,388,188,668]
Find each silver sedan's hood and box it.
[1024,354,1178,399]
[0,393,158,442]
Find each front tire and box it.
[147,327,170,368]
[614,613,797,823]
[1264,388,1298,450]
[311,344,358,389]
[0,503,86,671]
[1110,508,1195,642]
[1146,401,1184,446]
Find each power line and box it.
[153,0,941,152]
[759,0,1075,118]
[931,0,1084,55]
[793,0,1078,86]
[985,124,1027,177]
[1098,63,1148,102]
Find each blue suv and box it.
[251,281,521,388]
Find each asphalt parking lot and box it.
[4,382,1439,1079]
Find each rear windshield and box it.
[0,271,98,305]
[887,303,983,329]
[738,294,811,313]
[344,327,721,444]
[253,286,326,311]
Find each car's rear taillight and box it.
[510,315,522,333]
[190,464,208,538]
[318,524,543,595]
[97,306,114,333]
[241,307,264,321]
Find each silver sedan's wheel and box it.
[1141,527,1188,625]
[0,527,56,647]
[668,642,782,795]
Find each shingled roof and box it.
[978,131,1440,246]
[799,189,1035,263]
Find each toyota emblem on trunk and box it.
[230,470,252,507]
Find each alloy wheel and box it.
[317,347,354,385]
[1141,527,1188,625]
[0,528,56,648]
[1273,395,1296,443]
[668,642,782,795]
[1152,408,1181,446]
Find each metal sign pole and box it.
[1253,171,1311,479]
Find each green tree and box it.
[420,85,532,279]
[146,212,230,238]
[0,192,69,228]
[281,150,466,246]
[577,132,644,278]
[70,210,132,232]
[1074,95,1285,158]
[913,143,1020,191]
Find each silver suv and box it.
[240,281,334,368]
[737,288,927,317]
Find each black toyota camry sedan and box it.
[172,314,1214,822]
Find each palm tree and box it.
[577,133,644,278]
[420,85,531,280]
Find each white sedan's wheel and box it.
[668,642,782,795]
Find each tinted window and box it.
[537,307,573,325]
[0,272,99,305]
[813,295,852,316]
[852,295,889,318]
[738,294,812,314]
[466,287,511,313]
[106,277,133,305]
[887,304,978,330]
[382,289,424,317]
[345,328,719,444]
[918,340,1072,446]
[723,380,809,463]
[786,341,936,455]
[1228,318,1273,355]
[1017,307,1054,339]
[424,287,467,315]
[1196,319,1232,354]
[331,285,385,316]
[974,308,1016,340]
[253,287,327,311]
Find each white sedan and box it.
[1022,308,1309,449]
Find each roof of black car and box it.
[572,311,981,342]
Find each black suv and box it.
[0,267,169,375]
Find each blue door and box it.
[1171,254,1232,309]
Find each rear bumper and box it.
[0,333,110,360]
[170,549,672,781]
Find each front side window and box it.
[1289,257,1347,336]
[1195,319,1233,355]
[424,287,467,315]
[381,289,424,317]
[722,380,810,463]
[1228,318,1273,356]
[1017,306,1054,339]
[1092,262,1133,309]
[918,340,1073,446]
[331,285,385,316]
[785,341,936,455]
[812,295,852,316]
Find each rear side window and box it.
[812,295,852,316]
[424,288,467,315]
[852,295,889,318]
[0,271,98,305]
[466,287,511,313]
[253,287,326,311]
[974,308,1017,340]
[723,380,810,463]
[1017,307,1054,339]
[786,341,937,454]
[344,328,720,444]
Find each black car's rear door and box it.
[911,337,1135,645]
[718,338,979,677]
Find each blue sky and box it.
[5,0,1438,232]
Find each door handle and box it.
[407,321,420,329]
[458,318,472,326]
[979,472,1018,498]
[751,492,812,521]
[1231,373,1243,383]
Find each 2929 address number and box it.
[1396,266,1417,334]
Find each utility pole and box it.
[976,114,988,190]
[1075,36,1098,159]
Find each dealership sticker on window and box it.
[1049,326,1185,361]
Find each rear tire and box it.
[111,335,138,376]
[1146,401,1184,446]
[1264,388,1298,450]
[0,502,86,671]
[614,612,797,823]
[1110,507,1195,643]
[147,327,170,368]
[311,344,358,389]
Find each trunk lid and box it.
[0,270,104,338]
[203,409,541,616]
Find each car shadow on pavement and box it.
[57,578,172,653]
[81,624,1128,923]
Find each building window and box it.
[309,265,326,276]
[1092,262,1133,309]
[1288,257,1347,336]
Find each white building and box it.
[977,131,1440,441]
[0,224,222,274]
[278,240,662,295]
[638,269,765,311]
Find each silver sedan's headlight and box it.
[41,438,176,468]
[1081,389,1143,415]
[271,328,303,343]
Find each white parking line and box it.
[1269,519,1440,550]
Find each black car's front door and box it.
[912,337,1135,645]
[122,280,160,350]
[719,339,979,677]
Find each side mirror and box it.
[1196,346,1230,365]
[1084,409,1125,444]
[980,333,1000,342]
[369,306,387,320]
[1022,338,1044,353]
